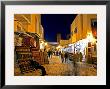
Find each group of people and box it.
[47,50,61,58]
[46,49,83,64]
[47,49,70,63]
[60,51,69,63]
[47,50,53,58]
[60,51,83,64]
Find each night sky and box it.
[41,14,77,42]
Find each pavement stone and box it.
[14,55,97,76]
[43,55,75,76]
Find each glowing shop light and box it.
[86,33,96,43]
[45,42,47,46]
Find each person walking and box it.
[79,52,83,62]
[53,51,55,55]
[50,50,53,58]
[61,51,65,63]
[59,51,61,56]
[56,51,58,56]
[44,49,49,64]
[64,52,69,63]
[48,50,51,58]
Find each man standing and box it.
[48,50,51,58]
[64,52,69,63]
[61,51,65,63]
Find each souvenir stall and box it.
[14,31,46,65]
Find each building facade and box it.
[71,14,97,43]
[70,14,97,63]
[14,14,41,37]
[57,33,61,43]
[14,14,42,48]
[14,14,48,65]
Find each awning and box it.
[14,32,32,37]
[26,32,40,39]
[14,32,32,38]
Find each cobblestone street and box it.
[75,62,97,76]
[43,55,75,76]
[14,55,97,76]
[43,56,97,76]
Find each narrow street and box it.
[14,55,96,76]
[43,55,96,76]
[14,14,97,76]
[43,55,75,76]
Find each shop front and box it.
[69,33,97,64]
[14,31,47,65]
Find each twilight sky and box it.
[41,14,77,42]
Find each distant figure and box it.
[76,52,79,62]
[56,51,58,56]
[48,50,52,58]
[53,51,55,55]
[79,52,83,62]
[61,51,65,63]
[48,50,51,58]
[50,50,53,58]
[59,51,61,56]
[64,52,69,63]
[59,51,61,59]
[44,49,49,64]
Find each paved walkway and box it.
[14,55,97,76]
[43,55,75,76]
[76,62,97,76]
[43,56,97,76]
